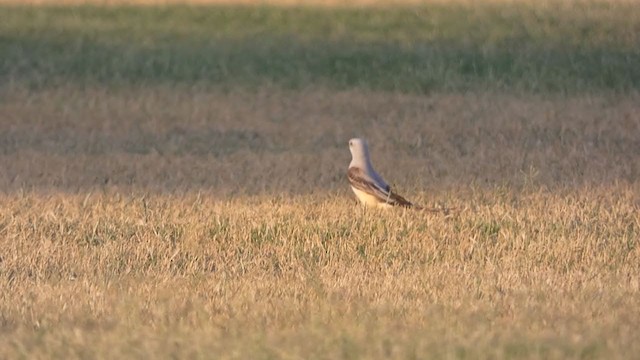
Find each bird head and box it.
[348,138,371,167]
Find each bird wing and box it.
[347,167,413,207]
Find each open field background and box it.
[2,2,640,93]
[1,1,640,359]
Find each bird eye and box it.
[349,141,352,146]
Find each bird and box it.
[347,138,418,209]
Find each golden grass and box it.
[1,188,639,358]
[1,86,639,358]
[0,0,439,6]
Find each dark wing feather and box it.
[387,190,414,208]
[347,167,389,200]
[347,167,414,208]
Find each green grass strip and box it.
[1,3,639,93]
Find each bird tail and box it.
[389,191,460,215]
[388,191,414,208]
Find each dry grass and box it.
[1,87,639,193]
[0,189,639,358]
[2,1,639,357]
[1,86,639,358]
[0,0,619,6]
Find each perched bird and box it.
[347,138,417,209]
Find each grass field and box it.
[2,1,640,92]
[1,1,640,359]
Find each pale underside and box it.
[350,186,394,208]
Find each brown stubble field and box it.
[2,87,639,193]
[1,0,640,358]
[1,86,639,358]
